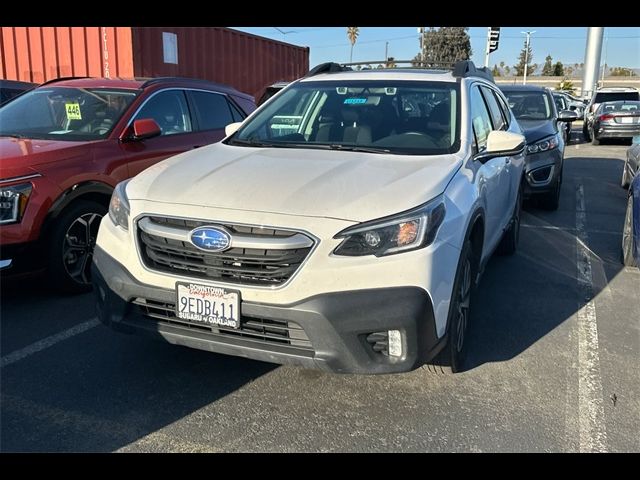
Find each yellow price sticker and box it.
[65,103,82,120]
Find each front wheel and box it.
[48,200,107,294]
[622,195,638,267]
[497,184,522,256]
[423,240,475,374]
[621,159,631,189]
[582,122,591,142]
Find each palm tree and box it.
[347,27,359,62]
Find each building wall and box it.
[0,27,134,83]
[131,27,309,98]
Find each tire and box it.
[622,195,638,267]
[621,159,631,189]
[582,122,591,142]
[538,168,562,211]
[497,183,522,256]
[423,239,475,374]
[47,200,107,294]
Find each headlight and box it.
[527,135,559,154]
[0,183,33,225]
[333,197,446,257]
[108,180,130,230]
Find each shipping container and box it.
[0,27,309,99]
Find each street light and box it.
[521,30,536,85]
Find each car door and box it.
[122,89,200,177]
[186,90,244,147]
[472,85,511,248]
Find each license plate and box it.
[175,282,240,329]
[620,117,637,124]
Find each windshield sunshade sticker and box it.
[343,98,367,104]
[65,103,82,120]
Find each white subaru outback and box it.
[93,61,526,374]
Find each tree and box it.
[347,27,359,63]
[566,66,574,77]
[514,39,535,77]
[492,64,501,77]
[420,27,472,65]
[504,65,511,77]
[553,61,564,77]
[542,55,554,76]
[556,78,576,95]
[610,67,637,77]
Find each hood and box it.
[517,119,558,144]
[0,137,97,176]
[128,143,462,222]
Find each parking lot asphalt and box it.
[1,131,638,453]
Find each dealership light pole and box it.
[582,27,604,99]
[521,30,536,85]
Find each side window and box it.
[228,100,245,123]
[469,86,493,151]
[135,90,192,136]
[190,91,234,131]
[494,92,511,128]
[480,86,506,131]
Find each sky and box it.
[233,27,640,72]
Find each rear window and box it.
[594,92,640,104]
[597,101,640,114]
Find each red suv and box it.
[0,76,255,292]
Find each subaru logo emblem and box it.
[189,226,231,252]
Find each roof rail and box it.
[451,60,494,83]
[140,76,223,88]
[306,59,494,83]
[40,76,91,86]
[305,62,353,77]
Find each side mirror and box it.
[558,110,579,122]
[125,119,161,141]
[225,122,243,137]
[476,131,526,163]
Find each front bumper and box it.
[92,246,444,374]
[523,147,563,197]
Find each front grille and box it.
[133,297,313,351]
[137,216,314,286]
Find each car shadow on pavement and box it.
[463,154,629,371]
[1,275,276,452]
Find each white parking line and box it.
[0,318,100,368]
[575,184,608,453]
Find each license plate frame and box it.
[175,282,241,329]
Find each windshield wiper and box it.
[227,138,279,147]
[328,144,391,154]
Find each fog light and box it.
[388,330,402,357]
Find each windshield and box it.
[229,80,460,155]
[0,87,138,141]
[501,91,553,120]
[593,92,639,104]
[596,101,640,114]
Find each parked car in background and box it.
[588,101,640,145]
[552,92,577,138]
[0,79,36,104]
[622,135,640,189]
[0,76,255,292]
[583,87,640,141]
[622,168,640,267]
[257,81,290,106]
[500,85,578,210]
[93,60,526,375]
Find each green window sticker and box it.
[65,103,82,120]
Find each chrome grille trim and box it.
[135,215,318,288]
